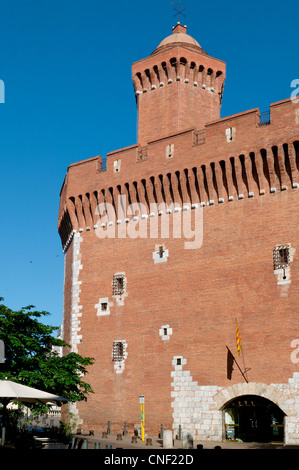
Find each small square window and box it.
[153,245,168,264]
[177,358,182,366]
[96,297,110,316]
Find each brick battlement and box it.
[58,98,299,249]
[132,52,224,96]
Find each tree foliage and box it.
[0,298,94,402]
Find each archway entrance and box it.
[224,395,285,443]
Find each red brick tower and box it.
[133,23,226,145]
[58,22,299,445]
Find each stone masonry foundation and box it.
[171,359,299,445]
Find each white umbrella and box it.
[0,379,68,404]
[0,379,68,446]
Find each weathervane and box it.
[170,1,187,23]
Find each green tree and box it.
[0,298,94,403]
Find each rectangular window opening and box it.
[273,245,290,269]
[166,144,174,159]
[113,274,125,296]
[112,341,124,362]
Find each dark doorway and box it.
[224,395,284,443]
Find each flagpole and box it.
[240,343,249,382]
[235,318,250,382]
[226,346,248,383]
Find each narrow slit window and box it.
[113,159,121,173]
[153,245,168,264]
[159,246,165,258]
[166,144,174,159]
[226,127,236,142]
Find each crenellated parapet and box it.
[133,57,224,96]
[58,137,299,251]
[58,23,299,251]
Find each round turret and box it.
[132,23,226,144]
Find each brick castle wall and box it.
[57,25,299,441]
[60,183,299,436]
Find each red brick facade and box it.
[58,24,299,443]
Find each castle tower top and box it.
[132,24,226,145]
[152,23,205,55]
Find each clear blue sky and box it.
[0,0,298,328]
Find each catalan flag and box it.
[236,321,242,356]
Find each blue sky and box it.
[0,0,298,328]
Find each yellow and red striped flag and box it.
[236,321,242,356]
